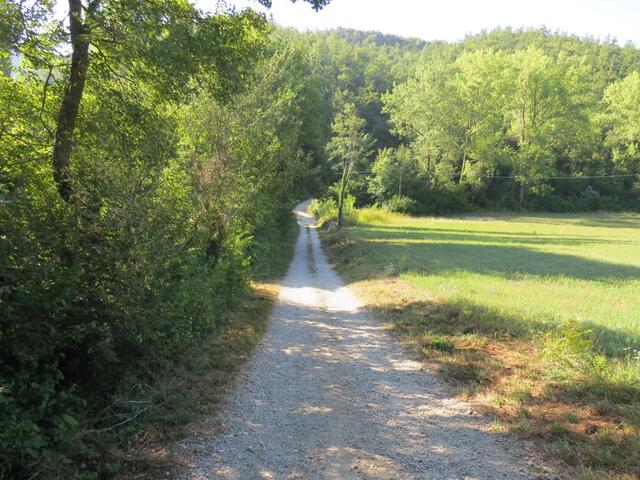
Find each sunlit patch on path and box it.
[173,201,551,479]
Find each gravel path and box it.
[174,201,550,480]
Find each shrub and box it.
[309,195,356,225]
[382,195,418,214]
[576,186,601,211]
[417,188,470,215]
[309,198,337,223]
[528,194,578,212]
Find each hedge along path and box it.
[173,201,553,480]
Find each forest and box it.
[1,0,640,477]
[311,27,640,217]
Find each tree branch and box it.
[52,0,99,202]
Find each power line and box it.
[481,174,639,180]
[348,169,638,180]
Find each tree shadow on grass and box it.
[571,216,640,229]
[439,212,640,230]
[365,295,640,476]
[500,213,640,230]
[356,225,640,247]
[369,296,640,354]
[344,236,640,282]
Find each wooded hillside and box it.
[308,27,640,214]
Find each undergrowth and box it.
[112,282,280,479]
[110,217,298,478]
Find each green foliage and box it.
[506,47,596,201]
[369,146,425,201]
[295,27,640,215]
[418,187,471,215]
[309,198,338,223]
[381,195,418,214]
[309,195,356,225]
[602,71,640,175]
[542,321,597,377]
[383,44,604,207]
[384,50,510,189]
[371,29,640,212]
[326,102,374,226]
[0,5,328,476]
[327,103,374,162]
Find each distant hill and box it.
[326,27,427,49]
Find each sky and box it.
[202,0,640,46]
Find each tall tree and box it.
[326,102,374,226]
[602,71,640,176]
[384,50,508,190]
[369,146,424,201]
[5,0,330,202]
[47,0,270,201]
[505,47,594,203]
[450,50,509,188]
[383,58,457,188]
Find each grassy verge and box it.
[108,219,298,479]
[111,282,280,479]
[319,208,640,480]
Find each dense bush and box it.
[309,197,338,222]
[381,195,418,214]
[1,14,326,476]
[309,195,356,224]
[367,179,638,216]
[417,188,471,215]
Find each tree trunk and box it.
[519,182,525,206]
[424,154,431,190]
[206,217,226,267]
[337,161,350,228]
[458,151,467,184]
[52,0,97,202]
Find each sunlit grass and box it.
[345,209,640,354]
[322,209,640,478]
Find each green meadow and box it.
[322,209,640,476]
[343,209,640,355]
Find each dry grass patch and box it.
[114,282,280,479]
[348,277,640,479]
[320,212,640,480]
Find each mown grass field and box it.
[341,210,640,354]
[321,208,640,479]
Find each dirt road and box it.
[174,201,547,479]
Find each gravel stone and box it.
[173,201,551,479]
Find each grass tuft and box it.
[320,208,640,479]
[113,283,279,478]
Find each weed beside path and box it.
[320,209,640,480]
[114,283,280,479]
[113,222,299,479]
